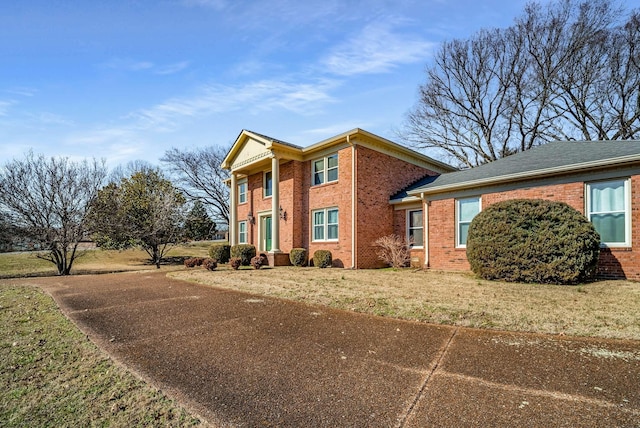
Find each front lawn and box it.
[172,266,640,340]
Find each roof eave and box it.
[408,154,640,197]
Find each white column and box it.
[229,172,238,246]
[271,155,281,253]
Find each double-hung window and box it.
[456,197,481,247]
[312,154,338,185]
[312,208,339,241]
[264,171,273,198]
[238,179,247,204]
[587,179,630,246]
[407,209,424,248]
[238,220,247,244]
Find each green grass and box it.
[0,285,202,427]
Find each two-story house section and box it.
[221,129,455,268]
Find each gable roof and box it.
[222,128,456,175]
[407,140,640,197]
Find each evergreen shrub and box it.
[230,244,256,266]
[466,199,601,284]
[313,250,333,268]
[209,243,231,264]
[289,248,308,267]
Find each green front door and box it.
[263,216,272,252]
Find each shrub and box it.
[230,244,256,266]
[202,258,217,271]
[313,250,332,268]
[374,234,412,268]
[466,199,601,284]
[250,255,265,270]
[229,257,242,270]
[209,243,230,264]
[184,257,204,268]
[289,248,308,267]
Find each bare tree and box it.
[0,152,107,275]
[161,146,230,224]
[403,0,640,167]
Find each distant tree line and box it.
[0,144,230,275]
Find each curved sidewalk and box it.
[24,271,640,427]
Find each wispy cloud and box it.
[0,100,14,116]
[321,21,435,76]
[102,58,189,75]
[5,87,37,97]
[182,0,228,10]
[129,78,340,130]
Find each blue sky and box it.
[0,0,531,167]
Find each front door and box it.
[261,215,272,252]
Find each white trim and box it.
[311,153,339,186]
[263,170,273,198]
[237,178,248,205]
[456,196,481,248]
[312,207,339,242]
[586,178,631,248]
[407,208,424,249]
[238,220,248,244]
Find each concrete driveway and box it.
[20,271,640,427]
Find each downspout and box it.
[349,135,357,269]
[421,192,429,268]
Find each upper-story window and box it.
[312,153,338,185]
[456,197,481,247]
[587,178,630,247]
[264,171,273,198]
[238,179,247,204]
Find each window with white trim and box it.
[456,197,480,247]
[312,153,338,185]
[238,179,247,204]
[407,209,423,248]
[312,208,338,241]
[264,171,273,198]
[587,179,630,246]
[238,221,247,244]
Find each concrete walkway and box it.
[17,271,640,427]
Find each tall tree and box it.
[0,152,107,275]
[161,145,230,224]
[184,200,216,241]
[403,0,640,167]
[89,169,186,268]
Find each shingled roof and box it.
[396,140,640,199]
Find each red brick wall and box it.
[356,145,439,268]
[306,146,354,268]
[426,177,640,280]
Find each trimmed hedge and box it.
[202,258,218,271]
[184,257,204,268]
[229,257,241,270]
[313,250,332,268]
[209,243,231,264]
[231,244,256,266]
[250,255,265,270]
[289,248,308,267]
[466,199,601,284]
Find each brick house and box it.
[391,140,640,280]
[221,129,454,268]
[223,130,640,279]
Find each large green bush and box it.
[208,243,230,263]
[289,248,308,267]
[466,199,600,284]
[230,244,256,266]
[312,250,332,268]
